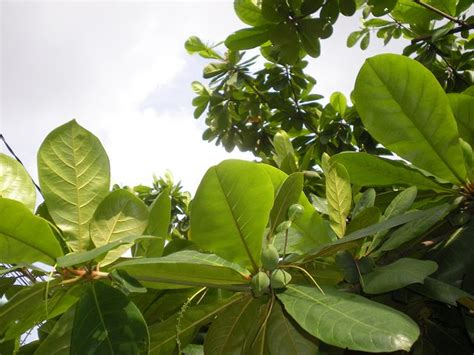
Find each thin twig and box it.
[413,0,467,26]
[411,23,474,44]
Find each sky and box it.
[0,0,406,196]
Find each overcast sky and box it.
[1,0,406,196]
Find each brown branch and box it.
[413,0,468,26]
[412,23,474,44]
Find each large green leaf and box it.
[448,93,474,148]
[326,162,351,238]
[37,120,110,251]
[70,281,149,354]
[0,198,62,265]
[332,152,452,192]
[204,295,268,354]
[266,301,319,354]
[190,160,274,272]
[113,250,251,290]
[354,54,466,184]
[90,189,148,265]
[277,285,420,352]
[0,153,35,211]
[148,294,244,354]
[363,258,438,294]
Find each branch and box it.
[0,134,43,195]
[411,23,474,44]
[413,0,468,26]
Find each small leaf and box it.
[0,153,36,211]
[234,0,269,26]
[347,31,362,48]
[70,282,149,355]
[352,188,376,218]
[38,120,110,251]
[184,36,222,59]
[277,285,420,352]
[0,198,63,265]
[225,26,271,50]
[338,0,356,16]
[326,162,351,238]
[383,186,417,220]
[330,92,347,116]
[268,173,304,239]
[363,258,438,294]
[346,206,381,234]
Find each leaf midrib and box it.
[367,60,463,184]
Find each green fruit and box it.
[270,269,292,289]
[261,244,280,270]
[276,220,292,233]
[251,271,270,297]
[288,203,304,220]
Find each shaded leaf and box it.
[363,258,438,294]
[70,281,149,354]
[448,93,474,148]
[225,26,271,50]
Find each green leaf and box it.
[383,186,418,220]
[225,26,271,50]
[346,206,381,234]
[363,258,438,294]
[300,0,323,15]
[378,204,451,253]
[34,305,75,355]
[190,160,274,272]
[268,173,304,239]
[204,295,267,354]
[0,198,62,265]
[37,120,111,251]
[90,189,148,265]
[298,22,321,57]
[338,0,356,16]
[331,152,451,192]
[355,54,467,184]
[329,92,347,116]
[326,162,351,238]
[148,294,244,354]
[134,188,170,258]
[410,277,474,306]
[113,250,251,290]
[0,153,36,211]
[277,285,420,352]
[70,282,149,355]
[56,235,155,267]
[346,31,362,47]
[368,0,397,16]
[234,0,269,26]
[302,210,431,258]
[266,301,319,354]
[448,93,474,148]
[352,188,376,218]
[184,36,222,60]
